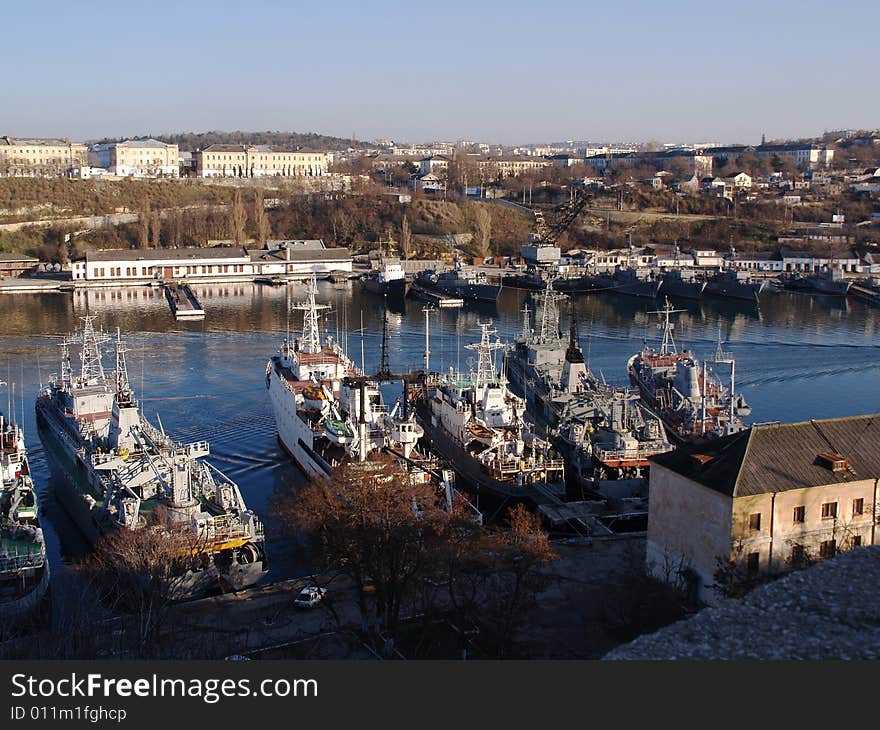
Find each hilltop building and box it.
[91,139,180,178]
[195,145,330,178]
[0,136,87,177]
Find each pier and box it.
[164,282,205,319]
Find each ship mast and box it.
[520,303,531,341]
[713,326,736,431]
[291,274,329,355]
[79,315,109,385]
[533,276,566,345]
[647,298,686,356]
[466,321,504,388]
[114,328,136,408]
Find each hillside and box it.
[87,130,365,152]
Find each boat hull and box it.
[362,276,410,300]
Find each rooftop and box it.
[0,252,39,263]
[84,246,248,263]
[650,413,880,497]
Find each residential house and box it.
[646,414,880,604]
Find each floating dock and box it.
[164,283,205,319]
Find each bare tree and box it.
[150,209,161,249]
[138,198,150,249]
[400,213,412,259]
[230,189,247,245]
[473,204,492,259]
[253,188,270,247]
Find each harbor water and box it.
[1,280,878,582]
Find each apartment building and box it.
[0,136,87,177]
[646,415,880,604]
[195,145,330,178]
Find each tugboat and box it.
[361,256,410,301]
[1,403,49,624]
[416,322,566,506]
[626,299,751,444]
[36,318,267,596]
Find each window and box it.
[749,513,761,531]
[821,502,838,520]
[851,535,862,549]
[792,505,805,523]
[746,552,760,575]
[819,540,836,559]
[852,498,864,517]
[790,544,806,566]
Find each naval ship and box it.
[1,403,49,623]
[627,299,752,444]
[414,264,501,302]
[36,317,266,595]
[416,322,566,506]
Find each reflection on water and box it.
[1,282,879,579]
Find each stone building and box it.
[195,145,330,178]
[646,415,880,604]
[0,136,87,177]
[91,139,180,177]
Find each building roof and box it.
[0,252,39,263]
[650,414,880,497]
[247,247,351,263]
[84,246,248,263]
[116,138,174,149]
[1,136,77,147]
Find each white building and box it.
[91,139,180,178]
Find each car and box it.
[293,586,326,608]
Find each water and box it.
[1,281,879,581]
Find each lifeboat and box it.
[466,421,494,440]
[302,385,330,411]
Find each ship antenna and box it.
[359,309,365,374]
[422,305,434,373]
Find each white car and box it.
[294,586,326,608]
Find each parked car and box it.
[294,586,326,608]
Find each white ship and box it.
[36,317,266,596]
[266,276,419,478]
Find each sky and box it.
[3,0,878,146]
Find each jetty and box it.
[164,282,205,319]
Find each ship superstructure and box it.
[36,317,266,595]
[1,401,49,622]
[627,299,751,444]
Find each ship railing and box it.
[593,445,668,461]
[195,512,262,543]
[185,441,210,457]
[0,546,45,573]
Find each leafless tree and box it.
[400,213,412,259]
[253,188,270,247]
[150,209,161,249]
[473,204,492,258]
[230,188,247,245]
[138,198,150,249]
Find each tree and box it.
[75,509,211,657]
[252,188,270,247]
[138,198,150,249]
[150,209,161,249]
[230,189,247,245]
[473,204,492,258]
[400,213,412,259]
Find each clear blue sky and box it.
[4,0,877,145]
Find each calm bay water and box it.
[1,281,878,580]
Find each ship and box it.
[504,278,597,426]
[415,321,566,507]
[1,406,49,623]
[554,388,672,490]
[554,271,614,294]
[659,269,706,300]
[703,270,766,302]
[266,275,427,480]
[626,299,752,444]
[609,266,662,298]
[780,268,851,296]
[36,317,266,596]
[502,280,671,489]
[414,264,501,302]
[501,268,547,291]
[361,256,410,301]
